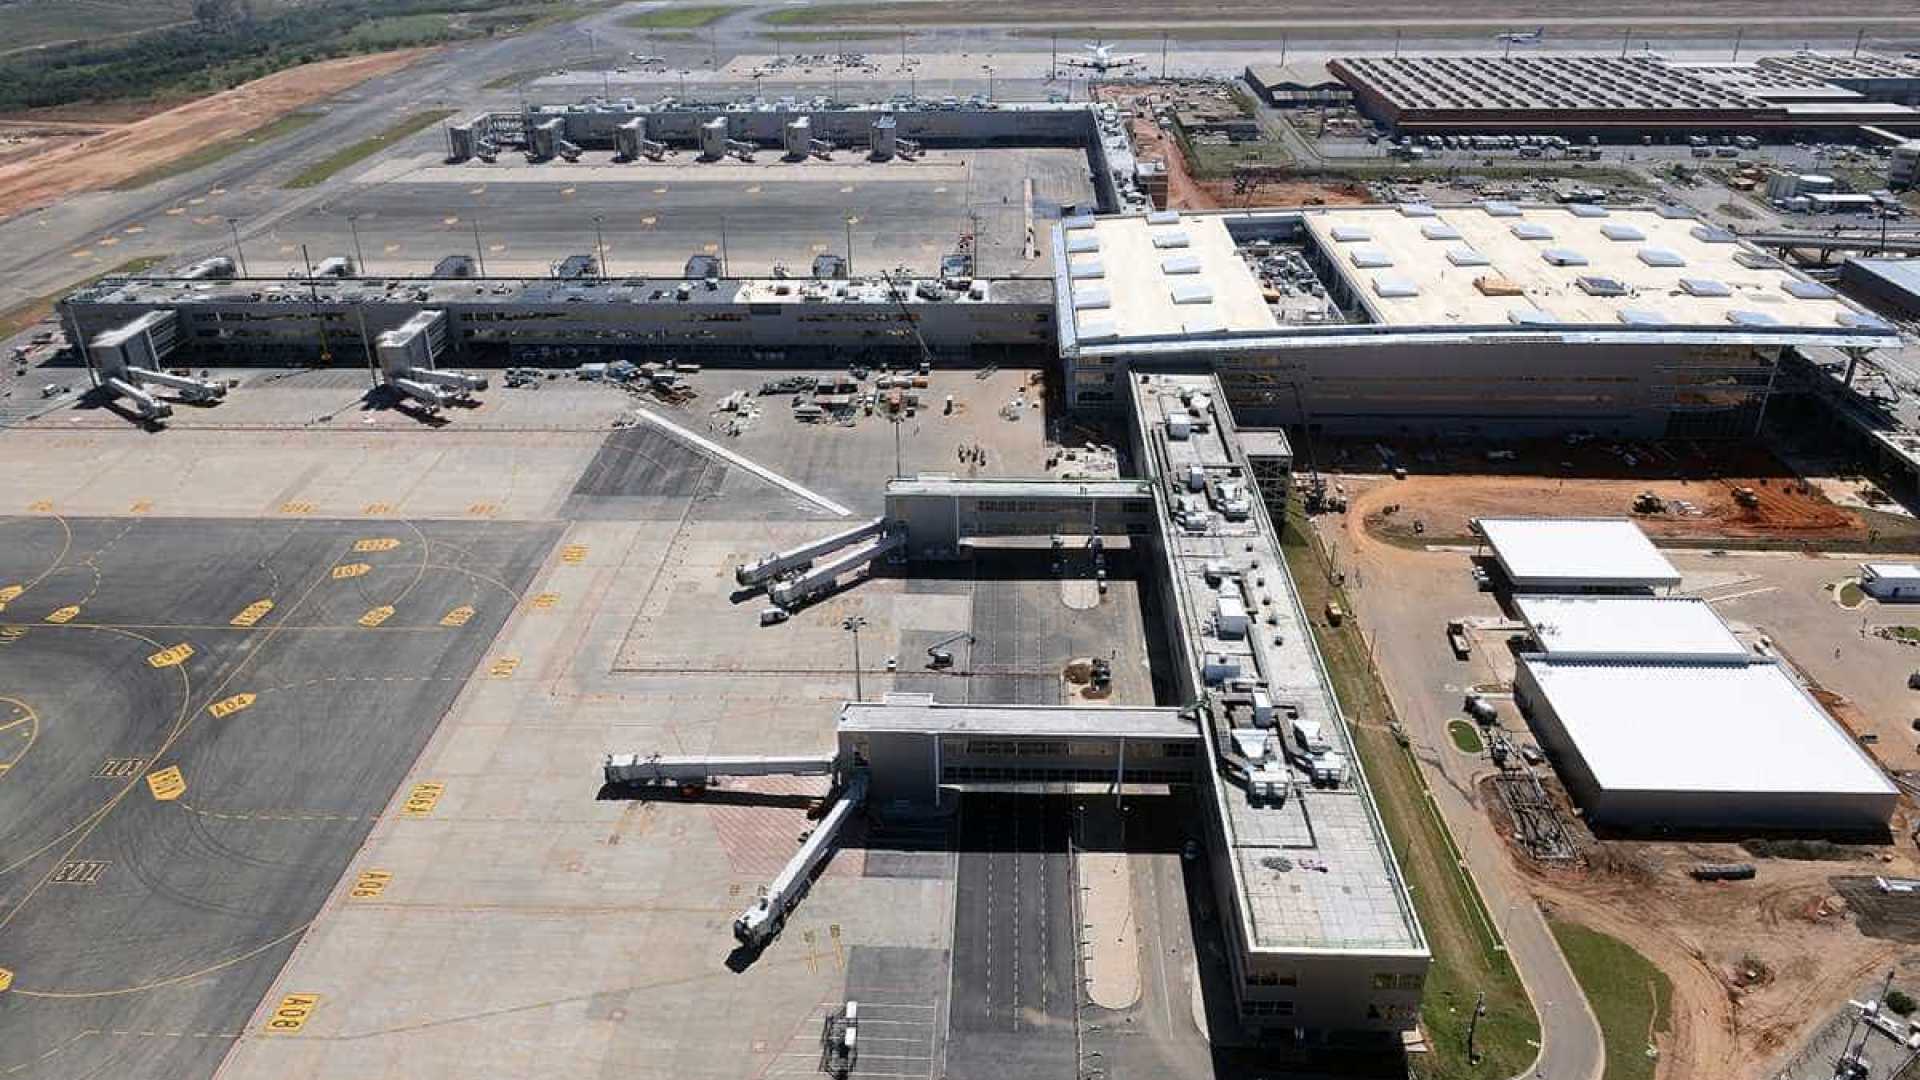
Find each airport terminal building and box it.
[1052,204,1900,438]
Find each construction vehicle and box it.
[926,631,975,669]
[1447,619,1472,660]
[1090,656,1113,692]
[1732,486,1760,508]
[1632,491,1666,514]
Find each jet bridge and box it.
[86,310,227,421]
[375,310,487,411]
[736,516,892,587]
[768,529,906,608]
[603,753,837,787]
[884,476,1158,560]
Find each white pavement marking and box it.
[1705,586,1779,604]
[630,405,852,517]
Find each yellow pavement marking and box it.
[352,538,400,553]
[362,502,395,515]
[43,606,79,625]
[0,585,21,608]
[400,782,443,818]
[330,563,371,581]
[441,216,459,225]
[146,643,194,668]
[207,693,255,719]
[530,593,558,609]
[348,869,392,900]
[0,626,27,646]
[439,605,474,627]
[146,766,186,801]
[129,500,152,514]
[279,501,314,515]
[560,544,588,564]
[229,599,273,627]
[487,656,518,678]
[466,503,496,516]
[263,992,320,1034]
[0,966,11,993]
[27,500,51,512]
[357,605,394,628]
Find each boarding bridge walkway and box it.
[884,475,1158,560]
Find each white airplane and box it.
[1061,41,1143,73]
[1495,27,1545,45]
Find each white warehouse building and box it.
[1474,516,1681,593]
[1514,656,1897,833]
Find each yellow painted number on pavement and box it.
[0,967,12,993]
[349,869,392,899]
[208,693,255,719]
[488,656,519,678]
[146,765,186,801]
[358,605,395,628]
[331,563,371,581]
[440,605,474,627]
[561,544,588,564]
[352,538,400,553]
[0,585,21,609]
[27,500,51,513]
[146,643,194,668]
[43,606,78,624]
[230,599,273,627]
[264,992,320,1034]
[401,782,444,818]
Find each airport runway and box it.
[0,515,558,1080]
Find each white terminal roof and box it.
[1070,214,1280,341]
[1476,517,1680,588]
[1523,658,1896,797]
[1301,205,1859,328]
[1515,595,1747,660]
[1059,206,1895,350]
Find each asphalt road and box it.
[946,791,1077,1080]
[0,514,559,1080]
[1326,521,1605,1080]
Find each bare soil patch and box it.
[0,48,430,221]
[1333,438,1871,546]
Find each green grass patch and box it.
[1839,581,1866,608]
[619,4,736,29]
[112,111,322,191]
[285,108,455,188]
[0,255,168,340]
[1447,720,1485,755]
[1280,506,1539,1079]
[1549,920,1671,1080]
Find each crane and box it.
[925,631,975,669]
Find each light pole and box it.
[592,214,608,278]
[890,413,904,477]
[226,217,249,276]
[347,213,366,273]
[842,616,868,700]
[844,214,857,276]
[984,64,995,103]
[471,218,487,276]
